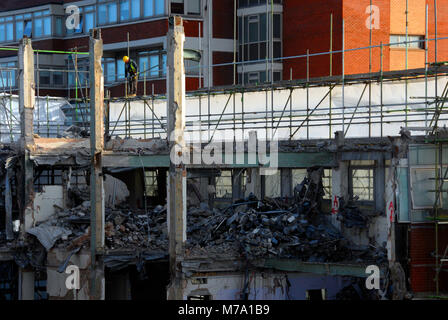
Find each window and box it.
[187,0,201,14]
[410,168,436,209]
[390,35,425,49]
[98,1,118,25]
[350,161,375,202]
[138,50,166,79]
[54,16,64,36]
[145,170,159,197]
[131,0,141,18]
[15,14,33,39]
[23,19,32,37]
[102,57,117,83]
[0,17,14,42]
[84,6,96,33]
[171,0,184,14]
[0,62,16,88]
[239,13,281,63]
[320,169,331,200]
[120,0,130,21]
[34,10,52,38]
[39,71,51,86]
[215,171,232,199]
[170,0,200,15]
[144,0,165,17]
[68,57,89,87]
[53,71,64,86]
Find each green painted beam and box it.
[260,259,377,278]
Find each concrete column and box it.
[281,169,292,198]
[385,158,397,262]
[89,29,105,300]
[19,269,34,300]
[166,16,187,300]
[19,38,35,234]
[330,161,349,229]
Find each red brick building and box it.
[282,0,448,80]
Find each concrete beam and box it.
[330,161,349,229]
[89,29,105,300]
[19,38,35,235]
[166,16,187,301]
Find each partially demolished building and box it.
[1,17,448,300]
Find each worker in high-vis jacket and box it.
[123,56,138,96]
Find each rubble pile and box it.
[186,196,352,262]
[24,167,386,265]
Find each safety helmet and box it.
[123,56,130,63]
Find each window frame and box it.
[349,163,376,204]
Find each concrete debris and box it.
[336,198,370,229]
[27,225,72,251]
[23,167,385,265]
[59,125,89,138]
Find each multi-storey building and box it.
[0,0,235,98]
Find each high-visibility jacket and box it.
[125,59,138,78]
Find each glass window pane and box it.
[53,71,63,85]
[120,0,130,21]
[274,41,281,58]
[107,61,115,82]
[144,0,154,17]
[24,21,32,37]
[108,3,118,23]
[260,41,266,59]
[74,16,83,33]
[40,71,51,85]
[6,22,13,41]
[273,14,281,38]
[187,0,200,14]
[35,18,43,37]
[162,54,166,75]
[16,21,24,39]
[260,13,266,41]
[155,0,164,15]
[243,16,248,43]
[249,21,258,42]
[238,17,242,44]
[98,5,107,24]
[249,43,258,60]
[150,55,159,76]
[139,56,148,78]
[117,59,125,79]
[131,0,141,18]
[410,168,436,209]
[85,12,94,32]
[43,17,51,36]
[55,17,63,36]
[0,25,5,42]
